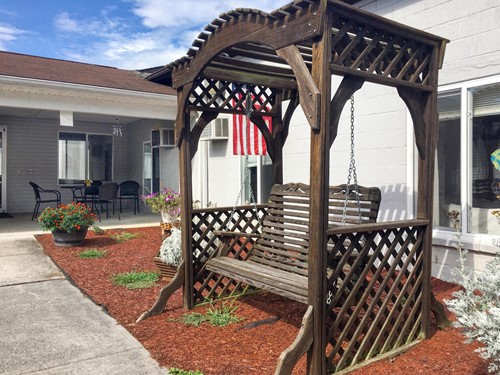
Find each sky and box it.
[0,0,277,70]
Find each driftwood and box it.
[137,260,185,322]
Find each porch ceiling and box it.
[0,106,145,125]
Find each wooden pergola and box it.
[141,1,449,373]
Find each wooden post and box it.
[416,48,440,339]
[273,91,284,185]
[178,87,195,310]
[308,4,331,373]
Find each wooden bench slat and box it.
[252,243,308,259]
[250,254,309,276]
[205,182,382,303]
[206,257,308,303]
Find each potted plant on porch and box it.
[38,202,96,246]
[142,187,182,281]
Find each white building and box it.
[161,0,500,281]
[0,52,179,214]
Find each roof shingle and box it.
[0,51,175,96]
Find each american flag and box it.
[232,95,272,156]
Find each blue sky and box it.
[0,0,276,70]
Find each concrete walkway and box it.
[0,234,167,374]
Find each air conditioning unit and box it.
[201,118,229,141]
[151,129,175,148]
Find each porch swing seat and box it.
[206,182,382,303]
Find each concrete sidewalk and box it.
[0,235,167,374]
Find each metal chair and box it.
[118,181,140,214]
[78,181,102,211]
[29,182,61,220]
[95,182,120,221]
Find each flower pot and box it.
[153,258,178,282]
[52,227,89,247]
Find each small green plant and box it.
[172,312,206,327]
[168,368,204,375]
[91,226,105,235]
[171,300,243,328]
[205,301,242,327]
[112,271,159,289]
[110,231,138,242]
[78,248,106,259]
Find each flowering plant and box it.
[38,202,96,233]
[142,187,181,219]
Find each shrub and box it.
[171,300,243,328]
[110,232,138,242]
[168,368,204,375]
[78,248,106,259]
[444,210,500,373]
[38,202,96,233]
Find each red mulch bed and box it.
[37,227,490,375]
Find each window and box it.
[242,155,273,204]
[435,80,500,235]
[58,132,113,185]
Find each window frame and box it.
[432,74,500,254]
[57,130,114,186]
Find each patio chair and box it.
[118,180,140,215]
[78,180,102,210]
[29,182,61,220]
[95,182,120,221]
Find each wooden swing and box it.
[140,1,449,373]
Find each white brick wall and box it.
[358,0,500,279]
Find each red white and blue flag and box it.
[232,94,272,156]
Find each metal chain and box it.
[342,95,362,225]
[226,91,262,231]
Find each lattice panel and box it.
[190,206,267,305]
[325,223,427,373]
[331,14,434,87]
[189,79,276,113]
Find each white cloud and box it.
[131,0,276,29]
[53,0,281,70]
[0,23,25,50]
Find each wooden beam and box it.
[174,83,194,148]
[172,4,322,88]
[250,114,276,161]
[179,110,194,310]
[190,111,219,159]
[397,87,429,159]
[330,64,435,92]
[275,305,314,375]
[280,92,300,145]
[329,75,364,148]
[272,91,284,184]
[277,45,320,129]
[202,66,298,90]
[308,2,331,373]
[417,46,440,340]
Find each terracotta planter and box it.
[52,227,89,247]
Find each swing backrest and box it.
[248,183,381,276]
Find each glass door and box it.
[0,127,6,212]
